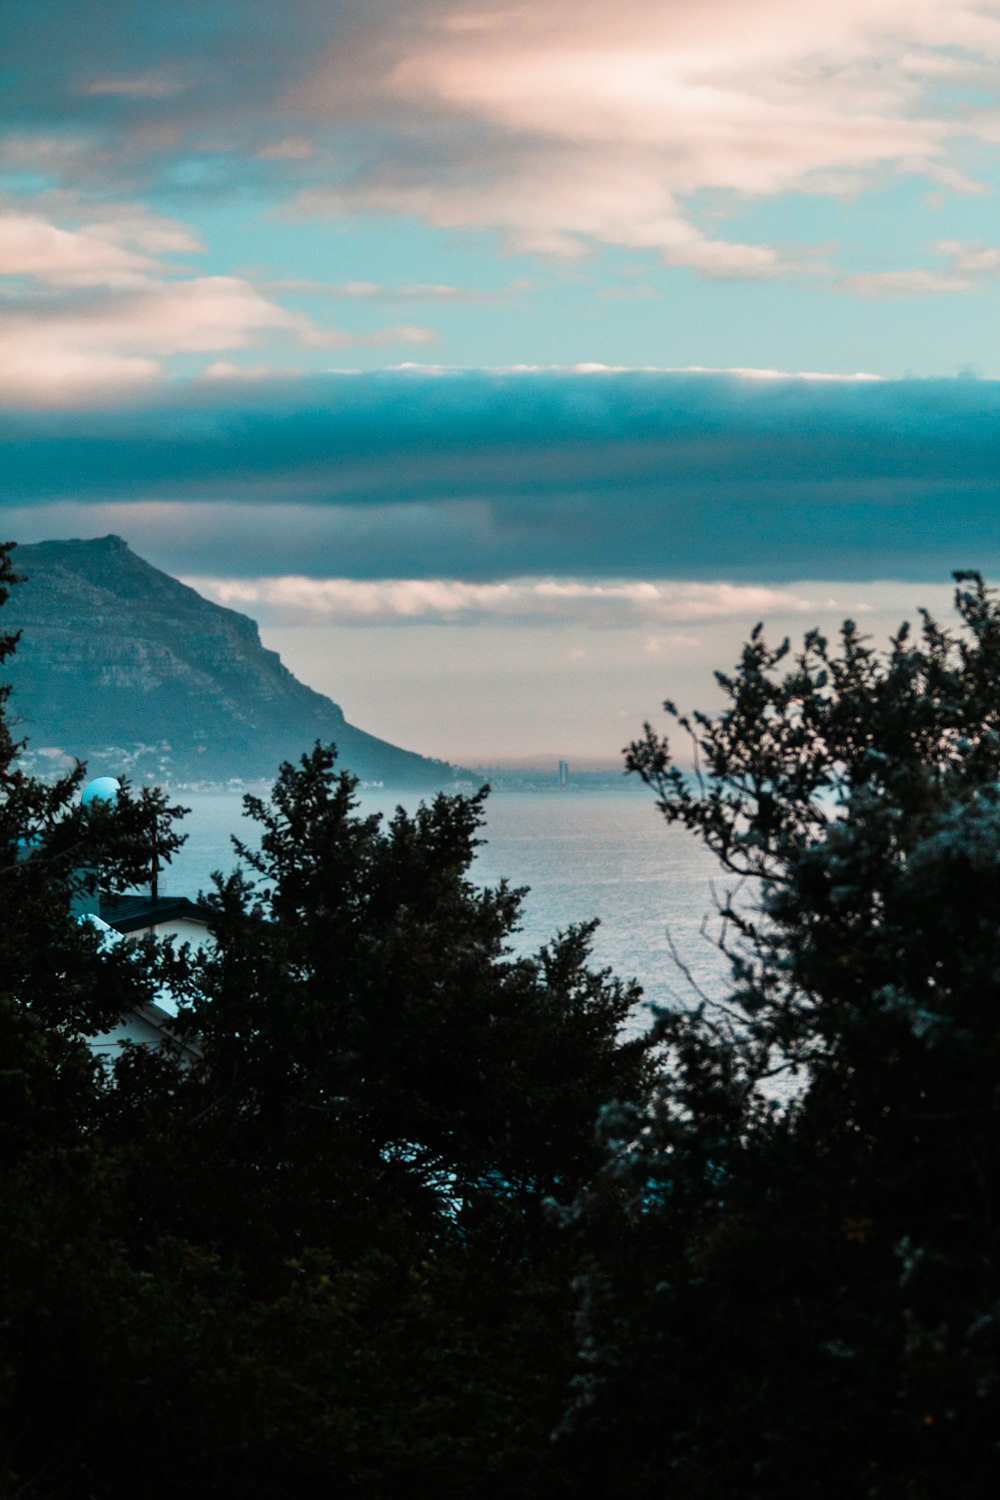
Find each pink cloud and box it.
[0,211,169,287]
[289,0,999,274]
[0,276,293,404]
[839,268,972,296]
[7,2,996,292]
[937,239,1000,273]
[0,263,437,405]
[298,154,813,276]
[836,238,1000,296]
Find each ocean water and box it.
[160,788,736,1024]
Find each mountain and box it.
[4,536,460,788]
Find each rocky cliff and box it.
[4,536,458,788]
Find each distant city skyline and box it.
[3,2,998,763]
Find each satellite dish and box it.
[82,776,121,807]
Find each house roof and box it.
[100,893,213,934]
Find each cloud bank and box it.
[189,575,816,628]
[4,368,997,583]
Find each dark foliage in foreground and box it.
[4,536,1000,1497]
[0,539,650,1498]
[568,573,1000,1497]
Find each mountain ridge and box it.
[4,536,460,788]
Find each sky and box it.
[2,0,999,767]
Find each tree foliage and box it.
[7,531,1000,1497]
[187,747,649,1197]
[566,574,1000,1497]
[0,539,651,1498]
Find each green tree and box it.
[565,574,1000,1497]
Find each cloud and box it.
[4,2,998,281]
[199,361,287,382]
[0,208,201,287]
[601,285,658,301]
[286,0,998,270]
[0,209,438,403]
[936,239,1000,274]
[86,70,193,100]
[256,137,315,161]
[0,278,436,404]
[644,634,703,653]
[3,368,998,581]
[837,237,1000,296]
[839,268,974,296]
[295,161,815,278]
[265,277,532,303]
[0,276,302,404]
[185,574,815,627]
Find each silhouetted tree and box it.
[566,574,1000,1497]
[185,746,651,1201]
[0,539,653,1498]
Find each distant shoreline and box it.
[164,779,649,797]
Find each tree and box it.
[183,746,651,1202]
[0,540,654,1498]
[0,541,199,1496]
[565,574,1000,1497]
[104,747,654,1498]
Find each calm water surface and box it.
[162,788,734,1023]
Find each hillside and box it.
[4,536,459,788]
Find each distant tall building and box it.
[558,759,569,787]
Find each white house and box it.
[81,899,211,1063]
[100,892,214,950]
[73,776,211,1060]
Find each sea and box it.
[160,786,736,1029]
